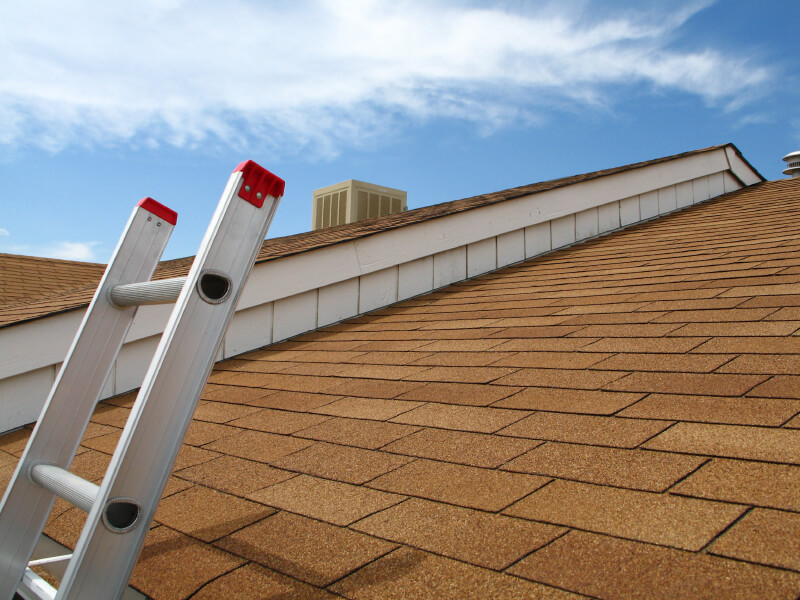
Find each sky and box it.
[0,0,798,263]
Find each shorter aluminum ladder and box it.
[0,160,284,600]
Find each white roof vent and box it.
[783,151,800,178]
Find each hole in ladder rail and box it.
[197,270,232,304]
[103,498,141,533]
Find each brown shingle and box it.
[619,393,800,426]
[216,511,396,587]
[605,372,768,395]
[311,396,421,420]
[644,422,800,463]
[502,442,705,492]
[367,459,548,511]
[203,430,313,463]
[129,526,245,600]
[192,563,338,600]
[391,403,528,433]
[708,508,800,571]
[248,474,404,525]
[504,479,743,550]
[382,427,537,468]
[227,408,330,434]
[272,442,413,484]
[352,498,564,570]
[671,458,800,511]
[747,375,800,398]
[154,486,274,542]
[296,417,420,449]
[509,530,800,600]
[499,412,670,448]
[494,388,644,414]
[174,455,295,496]
[330,547,581,600]
[397,381,521,405]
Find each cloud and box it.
[0,228,8,236]
[1,240,101,261]
[0,0,773,157]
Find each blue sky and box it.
[0,0,798,263]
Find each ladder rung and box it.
[19,568,57,600]
[29,464,98,514]
[108,276,187,307]
[28,554,73,567]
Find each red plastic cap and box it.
[137,197,178,225]
[234,160,285,208]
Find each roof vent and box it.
[312,180,407,230]
[783,151,800,178]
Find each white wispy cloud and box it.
[0,228,8,236]
[0,0,772,157]
[1,240,101,261]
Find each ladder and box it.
[0,160,284,600]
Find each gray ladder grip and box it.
[28,465,98,514]
[108,277,187,307]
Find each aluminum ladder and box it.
[0,160,284,600]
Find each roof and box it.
[0,143,761,328]
[0,253,104,306]
[2,175,799,599]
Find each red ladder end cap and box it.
[137,197,178,226]
[234,160,285,208]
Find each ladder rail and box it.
[57,162,283,599]
[0,199,177,600]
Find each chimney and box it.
[783,151,800,178]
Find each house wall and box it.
[0,147,760,432]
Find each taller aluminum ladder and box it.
[0,160,284,600]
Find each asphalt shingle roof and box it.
[2,176,800,599]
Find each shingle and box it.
[330,547,581,600]
[326,378,426,399]
[644,422,800,463]
[494,368,629,389]
[502,442,705,492]
[504,479,743,550]
[715,354,800,375]
[216,511,396,587]
[192,563,338,600]
[605,372,767,395]
[296,417,420,449]
[192,400,262,423]
[499,413,670,448]
[747,375,800,398]
[352,498,564,570]
[619,393,799,426]
[509,530,800,600]
[581,337,708,353]
[591,352,734,372]
[272,442,413,484]
[129,526,245,600]
[174,455,296,496]
[494,388,644,414]
[708,508,800,571]
[671,458,800,511]
[490,351,612,369]
[227,408,330,434]
[154,485,274,542]
[382,428,537,468]
[182,421,242,446]
[203,430,313,463]
[311,397,422,420]
[405,366,518,383]
[691,336,800,354]
[367,459,548,511]
[397,382,521,405]
[247,474,404,525]
[391,403,528,433]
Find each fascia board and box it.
[725,146,764,185]
[353,149,731,273]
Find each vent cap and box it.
[783,151,800,178]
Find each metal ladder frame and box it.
[0,160,284,600]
